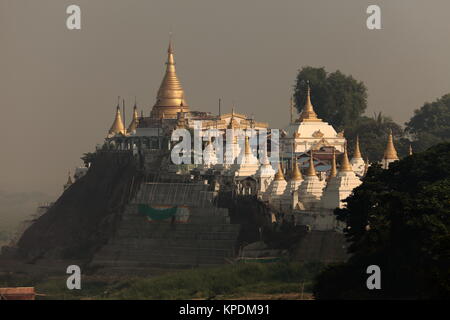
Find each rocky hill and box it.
[15,151,142,262]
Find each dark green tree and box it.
[294,67,368,130]
[345,113,410,162]
[405,94,450,152]
[314,143,450,299]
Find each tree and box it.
[344,113,410,162]
[406,94,450,151]
[314,143,450,299]
[294,67,368,130]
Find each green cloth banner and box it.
[138,204,178,220]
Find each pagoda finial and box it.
[383,130,399,160]
[353,135,362,159]
[168,31,174,54]
[291,158,303,181]
[298,82,320,122]
[150,35,189,118]
[127,103,139,133]
[306,150,317,176]
[274,162,286,181]
[108,103,126,135]
[340,146,353,172]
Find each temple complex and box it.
[98,39,404,232]
[55,39,404,270]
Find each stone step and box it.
[97,245,234,257]
[115,231,239,241]
[117,221,240,233]
[92,260,227,270]
[93,252,231,266]
[108,238,237,248]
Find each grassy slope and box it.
[0,262,323,300]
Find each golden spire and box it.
[108,105,126,135]
[383,130,399,160]
[409,144,413,156]
[330,149,337,177]
[127,104,139,133]
[150,37,189,118]
[298,84,320,122]
[291,158,303,181]
[306,151,317,176]
[340,146,353,172]
[353,135,362,159]
[274,162,286,181]
[244,135,252,155]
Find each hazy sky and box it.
[1,0,449,197]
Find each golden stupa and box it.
[291,159,303,181]
[127,104,139,133]
[306,151,317,176]
[298,85,321,122]
[383,130,399,160]
[274,162,286,181]
[354,135,362,159]
[109,105,126,135]
[150,39,189,119]
[340,146,353,172]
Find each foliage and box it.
[294,67,368,130]
[405,94,450,151]
[314,143,450,299]
[344,113,410,161]
[109,262,322,300]
[0,262,323,300]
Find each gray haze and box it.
[1,0,449,200]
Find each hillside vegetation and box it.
[0,262,322,300]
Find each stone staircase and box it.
[90,183,241,272]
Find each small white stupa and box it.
[350,136,365,176]
[297,151,325,210]
[266,162,287,207]
[321,147,362,209]
[281,159,303,210]
[256,153,276,195]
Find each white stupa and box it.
[266,162,287,208]
[350,136,365,176]
[297,152,325,210]
[322,147,362,209]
